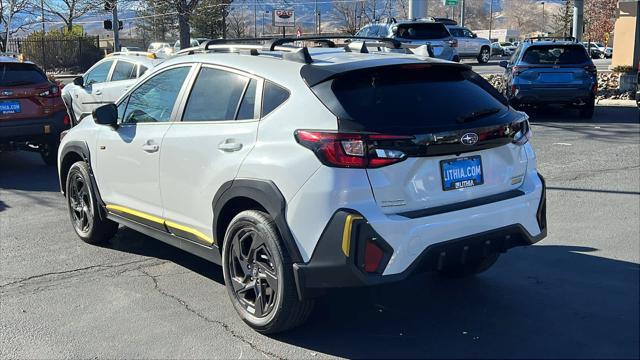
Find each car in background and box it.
[173,38,209,51]
[580,43,604,59]
[61,52,163,124]
[121,46,143,52]
[0,55,69,165]
[500,38,597,118]
[147,42,171,53]
[446,24,492,63]
[356,19,459,62]
[582,42,612,59]
[492,42,517,57]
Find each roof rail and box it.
[524,36,576,43]
[267,36,402,51]
[107,51,158,59]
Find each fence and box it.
[3,36,102,73]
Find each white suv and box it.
[61,52,163,124]
[57,38,547,334]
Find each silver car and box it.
[356,19,460,62]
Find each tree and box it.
[552,0,573,37]
[503,0,539,36]
[43,0,101,32]
[583,0,616,44]
[226,5,247,38]
[191,0,231,39]
[332,0,364,35]
[135,0,177,43]
[1,0,36,49]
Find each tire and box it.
[222,210,314,334]
[40,141,58,166]
[477,47,491,64]
[438,253,500,278]
[579,98,595,119]
[66,161,118,244]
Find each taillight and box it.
[584,64,597,76]
[39,84,60,98]
[448,39,458,48]
[363,239,384,273]
[63,114,70,126]
[512,117,532,146]
[294,130,412,169]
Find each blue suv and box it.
[500,37,597,118]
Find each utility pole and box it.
[408,0,427,20]
[488,0,494,42]
[541,1,545,35]
[254,0,257,38]
[112,1,120,52]
[572,0,584,42]
[460,0,465,27]
[40,0,46,72]
[314,0,318,34]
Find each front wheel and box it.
[222,210,314,334]
[477,47,491,64]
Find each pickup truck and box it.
[446,25,492,63]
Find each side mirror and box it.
[73,76,84,87]
[93,103,118,128]
[472,33,477,38]
[499,60,509,69]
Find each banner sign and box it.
[273,9,295,27]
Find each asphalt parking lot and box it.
[1,102,638,359]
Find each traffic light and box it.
[103,20,112,30]
[105,0,115,11]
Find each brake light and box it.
[63,114,70,126]
[294,130,412,168]
[584,64,597,76]
[448,39,458,48]
[512,117,532,146]
[39,85,60,98]
[363,239,384,273]
[513,66,529,76]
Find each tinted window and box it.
[111,61,137,81]
[182,67,249,121]
[522,45,590,65]
[85,60,113,85]
[236,79,257,120]
[449,28,463,37]
[261,81,290,117]
[396,23,450,40]
[357,27,370,37]
[139,65,148,76]
[317,65,509,134]
[0,63,47,86]
[122,66,190,124]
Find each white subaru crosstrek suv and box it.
[58,37,547,334]
[61,52,163,125]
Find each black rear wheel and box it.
[222,210,313,334]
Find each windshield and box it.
[501,42,513,46]
[0,63,48,86]
[396,23,450,40]
[313,65,511,134]
[522,45,590,65]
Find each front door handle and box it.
[218,139,243,152]
[94,90,102,96]
[142,140,159,153]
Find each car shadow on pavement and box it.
[274,245,639,358]
[0,151,60,192]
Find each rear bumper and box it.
[0,111,68,146]
[513,86,594,105]
[293,171,547,297]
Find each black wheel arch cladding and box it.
[212,179,303,264]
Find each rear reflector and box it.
[295,130,412,168]
[363,239,384,273]
[63,114,70,126]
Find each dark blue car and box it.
[500,38,597,118]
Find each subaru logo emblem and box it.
[460,133,479,145]
[1,90,13,96]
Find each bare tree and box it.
[552,0,573,37]
[503,0,538,36]
[1,0,35,48]
[332,0,364,35]
[584,0,617,43]
[43,0,100,32]
[226,6,246,38]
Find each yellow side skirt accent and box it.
[342,214,363,256]
[105,204,215,245]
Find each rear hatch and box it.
[0,62,59,121]
[305,63,530,215]
[395,23,454,58]
[517,44,596,88]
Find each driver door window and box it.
[122,66,191,124]
[84,60,114,85]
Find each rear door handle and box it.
[218,140,243,152]
[142,140,159,153]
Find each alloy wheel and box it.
[69,173,92,234]
[481,49,490,62]
[228,227,279,318]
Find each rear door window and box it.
[182,67,250,121]
[111,60,137,81]
[396,23,450,40]
[313,65,510,134]
[522,45,590,65]
[0,63,47,86]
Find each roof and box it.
[105,52,163,66]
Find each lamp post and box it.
[541,1,545,35]
[488,0,494,42]
[262,10,269,36]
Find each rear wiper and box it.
[456,108,502,123]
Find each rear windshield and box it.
[396,23,450,40]
[313,65,511,134]
[522,45,590,65]
[0,63,47,86]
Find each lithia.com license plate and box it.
[440,155,484,191]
